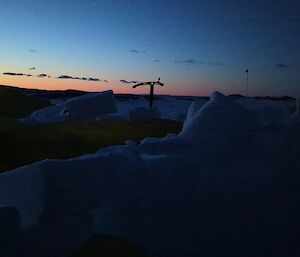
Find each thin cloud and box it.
[274,63,290,69]
[37,73,48,77]
[3,72,34,77]
[3,72,25,76]
[174,59,225,66]
[57,75,103,82]
[29,49,37,53]
[129,49,140,54]
[174,59,197,64]
[88,77,100,81]
[58,75,73,79]
[129,49,145,54]
[120,79,130,84]
[120,79,138,84]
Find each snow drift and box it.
[24,90,117,125]
[64,90,117,121]
[1,91,299,257]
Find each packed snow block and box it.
[23,90,117,125]
[36,147,146,257]
[0,164,44,227]
[39,146,145,218]
[23,103,68,125]
[64,90,117,121]
[180,91,259,146]
[183,99,206,129]
[137,134,190,155]
[0,145,145,227]
[129,106,161,121]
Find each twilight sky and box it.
[0,0,299,96]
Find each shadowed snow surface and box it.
[0,92,299,257]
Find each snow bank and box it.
[182,99,205,129]
[0,146,146,257]
[24,90,117,125]
[23,104,67,125]
[0,163,44,227]
[64,90,117,121]
[180,91,259,147]
[1,91,300,257]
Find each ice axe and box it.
[133,78,164,107]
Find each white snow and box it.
[180,92,259,148]
[24,90,117,125]
[64,90,117,121]
[1,91,299,257]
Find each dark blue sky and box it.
[0,0,299,96]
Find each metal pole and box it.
[245,69,249,97]
[149,84,154,107]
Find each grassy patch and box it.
[69,235,152,257]
[0,85,182,172]
[0,85,50,119]
[0,120,182,173]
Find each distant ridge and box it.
[0,84,296,101]
[228,93,295,101]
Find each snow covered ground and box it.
[23,91,295,125]
[1,92,299,257]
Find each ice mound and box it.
[180,91,259,145]
[0,146,144,227]
[129,106,161,121]
[23,104,67,125]
[0,163,44,227]
[64,90,117,121]
[24,90,117,125]
[0,146,146,256]
[1,91,300,257]
[182,99,206,129]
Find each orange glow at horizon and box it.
[0,75,217,96]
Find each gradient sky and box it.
[0,0,299,96]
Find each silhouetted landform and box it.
[0,84,296,102]
[0,85,50,119]
[177,96,209,101]
[254,95,295,101]
[228,94,246,98]
[228,94,295,101]
[26,89,88,100]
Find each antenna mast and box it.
[245,69,249,97]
